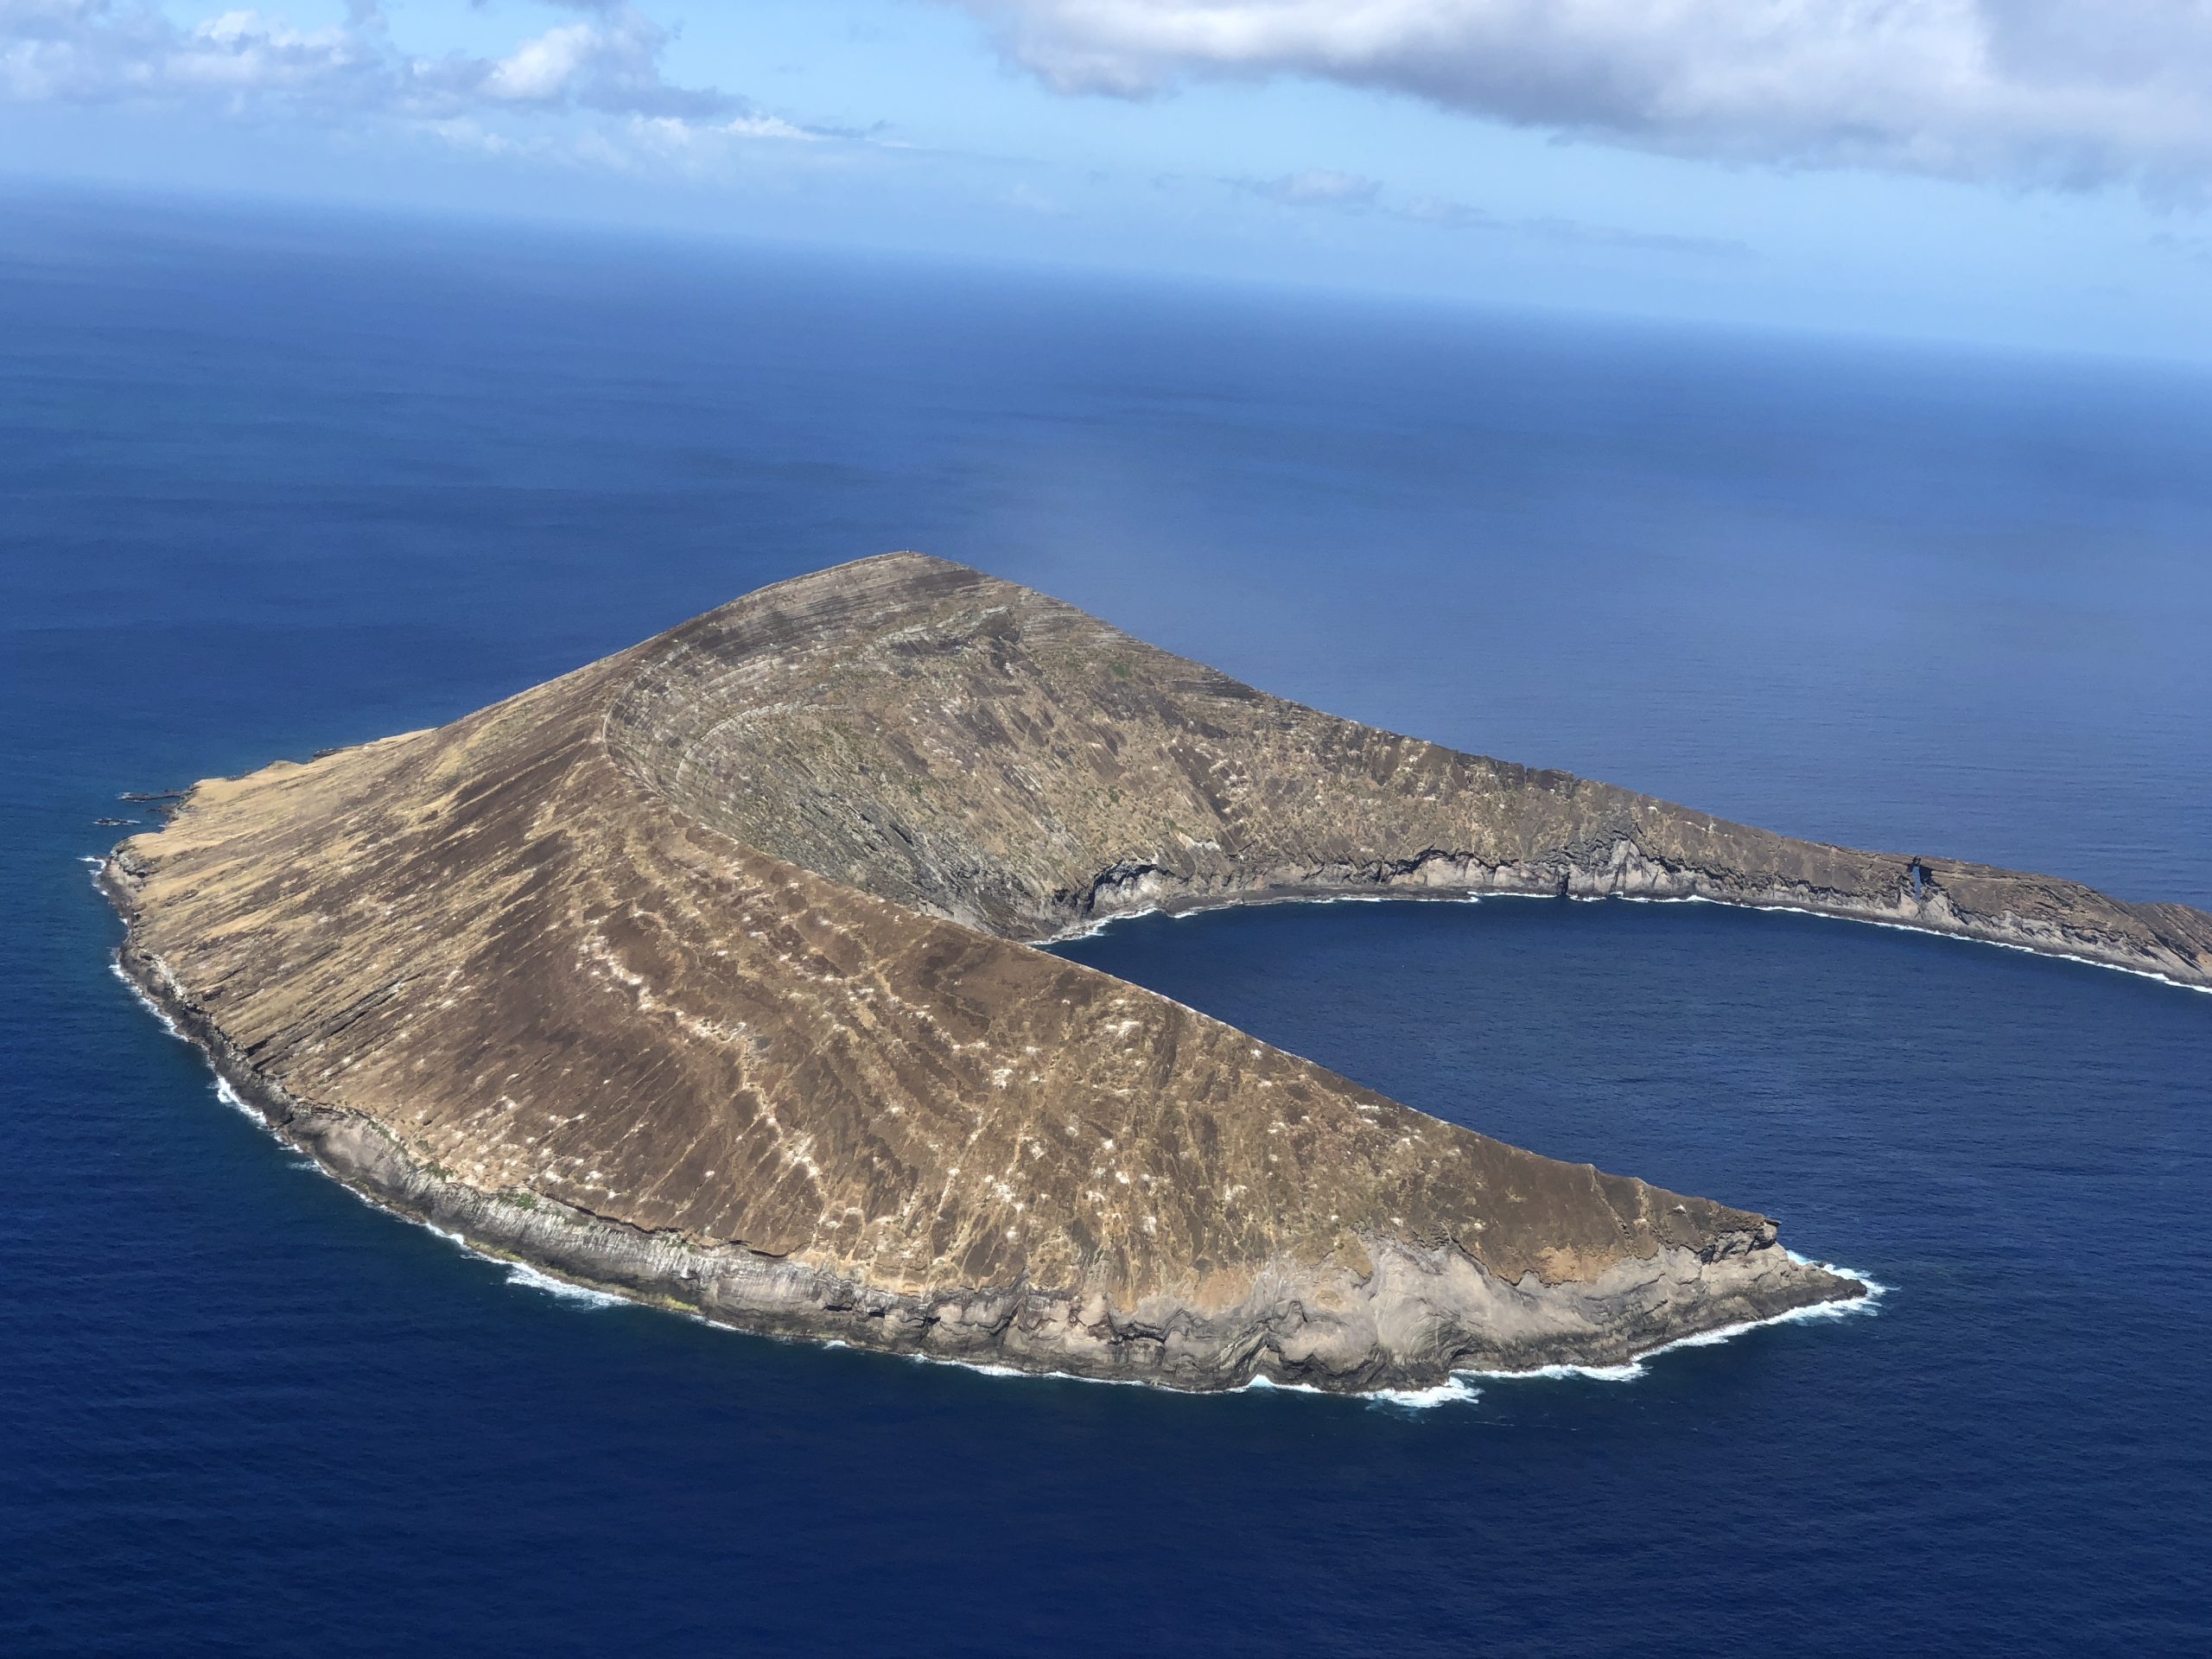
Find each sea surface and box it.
[3,189,2209,1656]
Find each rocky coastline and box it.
[104,912,1862,1393]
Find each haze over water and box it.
[4,195,2209,1656]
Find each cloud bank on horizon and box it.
[0,0,821,158]
[958,0,2212,194]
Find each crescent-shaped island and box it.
[100,554,2212,1393]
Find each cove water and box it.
[3,191,2209,1656]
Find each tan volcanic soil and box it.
[101,554,2209,1391]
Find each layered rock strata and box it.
[108,553,2202,1391]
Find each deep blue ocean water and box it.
[3,190,2209,1655]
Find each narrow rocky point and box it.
[105,553,2207,1391]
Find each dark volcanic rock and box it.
[110,551,2204,1392]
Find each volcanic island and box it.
[100,554,2212,1393]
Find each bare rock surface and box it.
[106,552,2212,1391]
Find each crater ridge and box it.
[103,551,2202,1392]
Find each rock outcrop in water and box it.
[105,554,2209,1391]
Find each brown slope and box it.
[105,551,2020,1395]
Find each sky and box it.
[3,1,2211,360]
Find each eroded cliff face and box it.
[129,549,2212,1390]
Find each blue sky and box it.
[5,1,2210,360]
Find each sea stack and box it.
[100,554,2212,1391]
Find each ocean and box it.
[3,189,2209,1655]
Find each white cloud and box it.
[952,0,2212,194]
[0,1,816,141]
[484,22,601,104]
[621,110,824,168]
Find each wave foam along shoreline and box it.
[1462,1262,1889,1384]
[504,1262,628,1308]
[106,956,185,1041]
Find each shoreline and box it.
[101,857,1872,1399]
[1044,879,2212,997]
[486,1233,1884,1406]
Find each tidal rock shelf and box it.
[105,554,2203,1392]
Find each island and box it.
[99,554,2212,1393]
